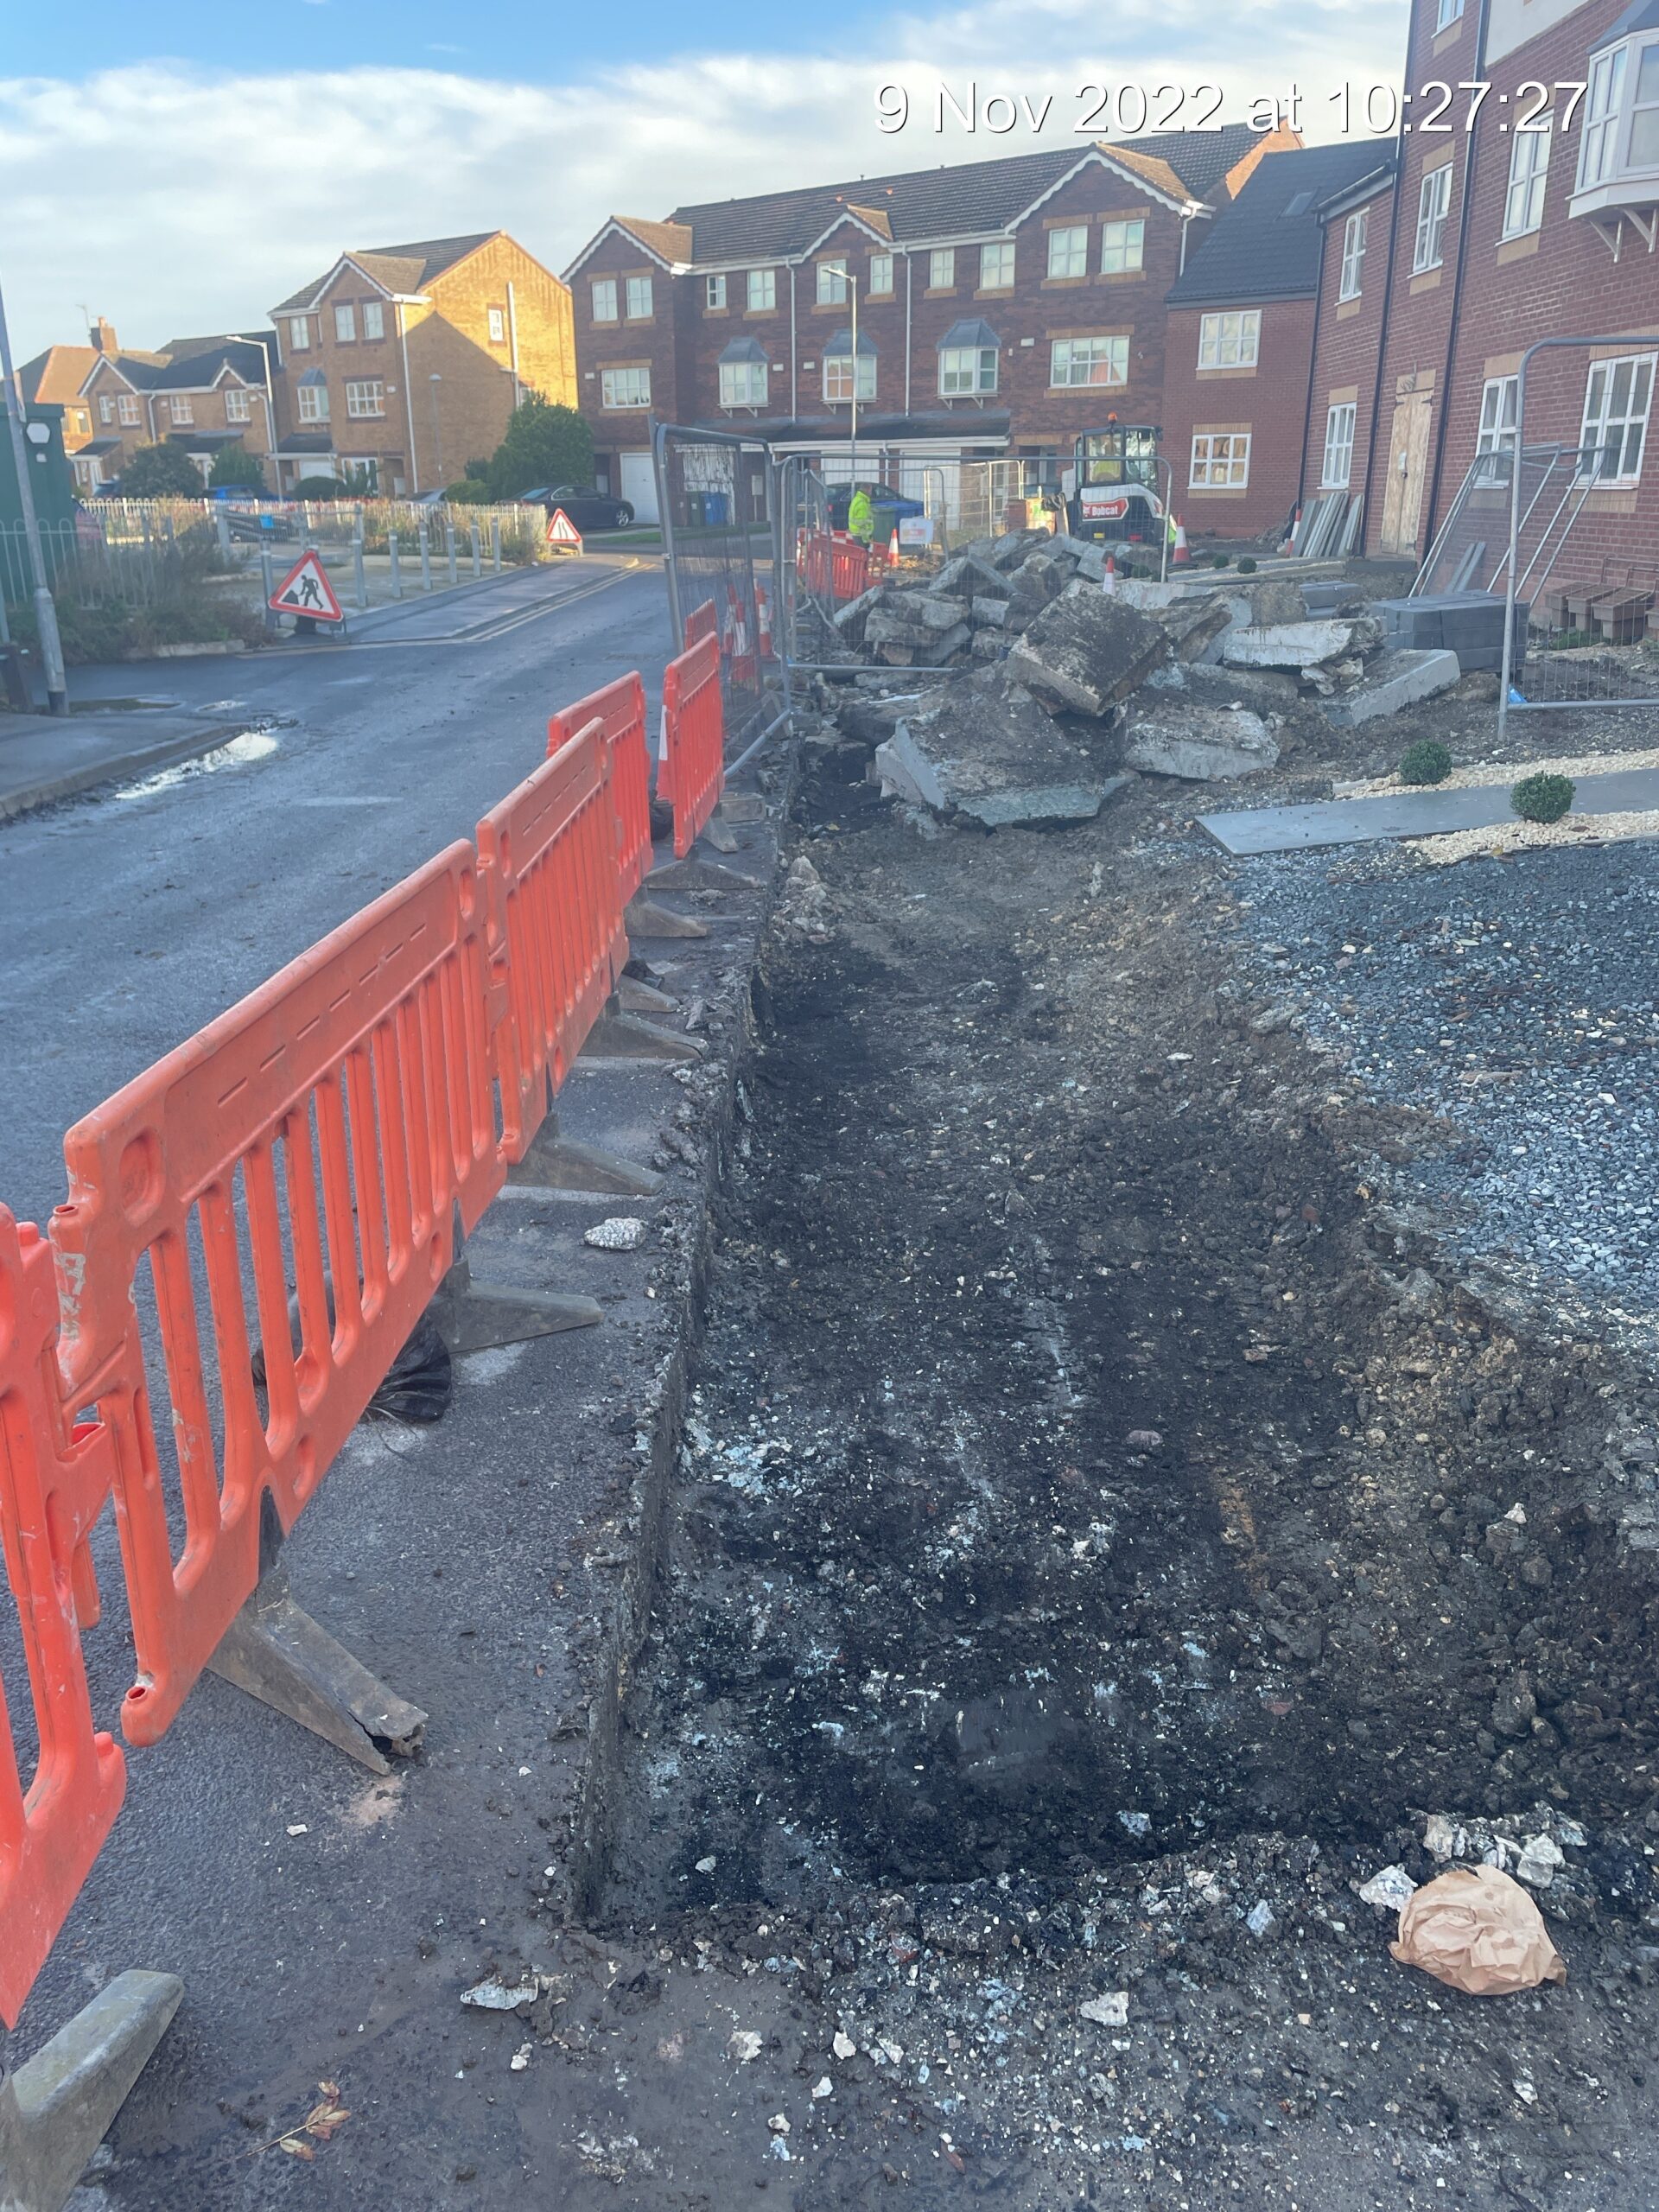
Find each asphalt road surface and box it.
[0,553,703,2208]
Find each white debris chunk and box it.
[1079,1992,1130,2028]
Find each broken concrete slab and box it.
[1156,593,1233,663]
[866,607,950,650]
[875,676,1128,828]
[911,594,972,632]
[1324,648,1460,728]
[1006,591,1170,716]
[1124,697,1281,781]
[972,596,1011,628]
[1221,616,1384,676]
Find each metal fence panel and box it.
[652,425,778,744]
[1497,334,1659,741]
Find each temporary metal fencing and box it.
[1496,334,1659,743]
[652,423,778,746]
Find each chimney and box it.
[91,316,118,355]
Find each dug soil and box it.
[549,731,1659,2209]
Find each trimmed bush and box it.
[1510,772,1574,823]
[1211,552,1230,569]
[1399,738,1453,785]
[291,474,347,499]
[444,478,494,505]
[1236,556,1258,574]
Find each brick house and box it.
[18,343,98,492]
[1361,0,1659,582]
[266,232,576,494]
[74,319,279,491]
[1160,141,1394,540]
[563,127,1300,524]
[1299,155,1400,530]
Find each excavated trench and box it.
[606,743,1659,1927]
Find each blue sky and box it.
[2,0,1407,360]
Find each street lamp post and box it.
[429,373,445,486]
[0,270,67,715]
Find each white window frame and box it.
[1189,431,1252,488]
[1049,335,1128,389]
[1503,120,1551,237]
[118,393,141,426]
[1338,210,1367,302]
[1047,226,1088,279]
[288,316,310,351]
[938,344,998,397]
[601,365,652,410]
[486,306,506,344]
[718,359,767,407]
[1198,310,1261,369]
[345,379,385,419]
[1578,44,1630,188]
[868,253,894,295]
[929,247,956,290]
[747,267,776,312]
[1100,219,1144,274]
[362,301,385,341]
[1436,0,1464,27]
[625,275,653,320]
[1632,36,1659,173]
[168,395,194,425]
[823,351,876,404]
[706,274,727,309]
[978,241,1014,289]
[1579,351,1656,486]
[99,394,114,424]
[1320,402,1357,490]
[1473,374,1518,482]
[296,383,330,424]
[334,302,356,343]
[817,257,849,306]
[1414,162,1453,272]
[225,387,253,423]
[591,278,619,323]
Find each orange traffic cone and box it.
[1102,551,1117,596]
[1171,516,1192,568]
[1280,505,1301,556]
[889,524,901,569]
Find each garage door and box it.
[620,451,658,526]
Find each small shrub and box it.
[1236,556,1258,574]
[1510,771,1574,823]
[1399,738,1452,785]
[292,474,347,499]
[1211,552,1230,569]
[444,478,494,505]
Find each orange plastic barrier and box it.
[830,535,870,603]
[683,598,717,649]
[547,672,652,906]
[477,716,628,1156]
[662,633,725,860]
[50,844,500,1746]
[0,1209,125,2028]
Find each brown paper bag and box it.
[1389,1865,1567,1995]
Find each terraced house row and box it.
[25,232,576,498]
[573,0,1656,588]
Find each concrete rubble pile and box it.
[836,537,1469,827]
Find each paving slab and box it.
[0,710,250,822]
[1200,765,1659,854]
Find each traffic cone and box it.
[889,524,901,569]
[1279,505,1301,556]
[1171,516,1192,568]
[1102,551,1117,596]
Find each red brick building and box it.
[1300,158,1398,531]
[563,128,1300,523]
[1160,141,1392,540]
[1357,0,1658,584]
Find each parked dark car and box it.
[522,484,635,531]
[825,482,925,533]
[222,505,297,543]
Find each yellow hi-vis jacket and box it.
[848,489,874,543]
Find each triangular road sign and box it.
[269,549,345,623]
[545,507,584,552]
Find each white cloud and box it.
[1,0,1405,359]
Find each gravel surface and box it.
[1230,838,1659,1347]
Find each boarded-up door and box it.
[1379,393,1432,556]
